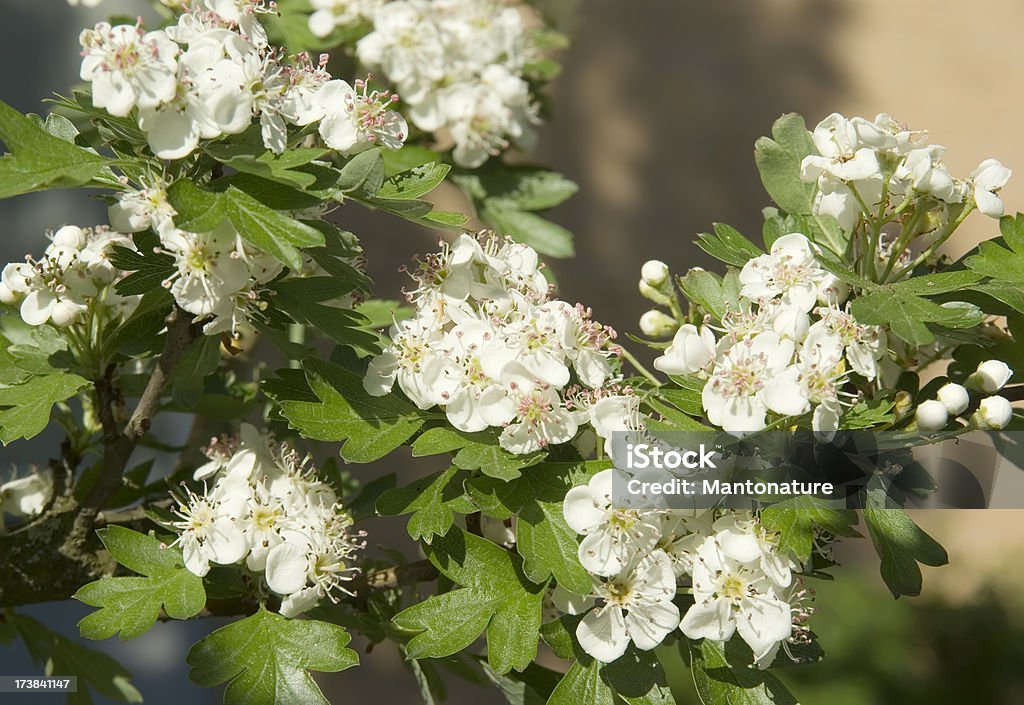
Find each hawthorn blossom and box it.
[971,159,1012,218]
[702,332,795,434]
[573,550,679,663]
[977,395,1013,429]
[739,234,827,312]
[563,468,660,577]
[173,425,363,616]
[680,533,794,668]
[969,359,1013,393]
[79,23,180,117]
[654,324,716,376]
[0,469,54,519]
[317,77,408,153]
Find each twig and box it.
[67,308,199,549]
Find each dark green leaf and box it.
[0,372,89,444]
[74,527,206,640]
[188,606,358,705]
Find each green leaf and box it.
[457,168,578,211]
[188,606,358,705]
[851,289,984,347]
[677,268,741,321]
[482,660,562,705]
[466,463,596,595]
[695,223,764,267]
[376,465,464,543]
[269,358,427,463]
[754,113,816,216]
[337,148,386,195]
[393,528,545,675]
[547,651,675,705]
[0,371,89,444]
[204,143,330,189]
[760,495,859,562]
[411,426,547,481]
[168,335,222,408]
[377,161,451,200]
[108,239,176,297]
[11,613,144,704]
[483,203,575,258]
[167,180,325,270]
[74,527,206,640]
[270,277,379,353]
[0,99,112,198]
[864,494,948,598]
[689,639,798,705]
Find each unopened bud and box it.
[894,390,913,415]
[967,360,1013,393]
[639,309,678,338]
[640,259,670,287]
[915,399,948,432]
[976,395,1013,430]
[936,382,970,416]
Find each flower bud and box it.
[639,310,678,338]
[639,280,671,306]
[640,260,670,287]
[653,324,716,376]
[936,382,970,416]
[968,360,1013,393]
[915,399,948,432]
[51,225,85,250]
[977,395,1013,429]
[894,390,913,415]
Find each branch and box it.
[67,308,199,547]
[0,308,199,608]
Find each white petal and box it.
[735,595,793,660]
[680,598,735,642]
[265,542,309,595]
[625,599,680,651]
[280,587,322,618]
[563,485,606,534]
[577,607,629,663]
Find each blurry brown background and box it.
[3,0,1024,703]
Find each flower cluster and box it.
[351,0,538,167]
[364,232,624,454]
[0,225,139,328]
[800,112,1011,233]
[171,424,363,617]
[916,360,1015,431]
[79,3,408,159]
[651,233,886,435]
[559,469,808,667]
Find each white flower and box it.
[317,78,407,153]
[653,324,716,376]
[639,310,677,338]
[109,180,177,233]
[801,112,881,183]
[970,159,1011,218]
[969,360,1013,393]
[702,332,794,434]
[640,260,670,287]
[575,549,680,663]
[804,307,887,381]
[936,382,970,416]
[171,485,248,577]
[915,399,948,432]
[0,470,53,518]
[563,468,660,577]
[892,147,960,203]
[739,234,826,312]
[79,23,180,118]
[763,344,845,434]
[587,394,643,460]
[309,0,383,37]
[160,222,251,318]
[498,373,582,454]
[977,396,1013,430]
[363,317,452,409]
[680,534,793,669]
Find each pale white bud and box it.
[640,259,670,287]
[653,324,716,376]
[977,395,1013,429]
[639,310,678,338]
[0,470,53,518]
[51,225,85,250]
[969,360,1013,393]
[936,382,970,416]
[915,399,948,432]
[639,280,671,306]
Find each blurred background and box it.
[3,0,1024,703]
